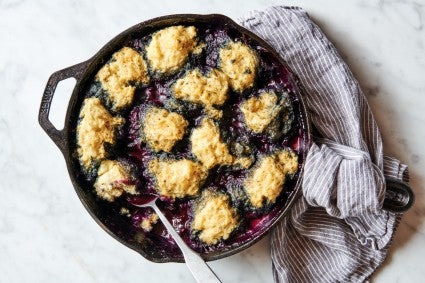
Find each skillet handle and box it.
[382,177,414,213]
[39,60,90,154]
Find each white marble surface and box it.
[1,0,424,282]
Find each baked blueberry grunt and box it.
[75,23,305,256]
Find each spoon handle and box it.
[151,203,222,283]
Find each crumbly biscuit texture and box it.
[204,107,223,120]
[192,190,239,244]
[277,150,299,174]
[140,213,159,232]
[96,47,149,110]
[241,92,279,133]
[190,118,234,169]
[234,156,253,169]
[148,159,207,198]
[143,107,188,152]
[219,41,258,92]
[146,26,198,73]
[94,160,136,202]
[77,98,124,169]
[244,150,298,208]
[173,68,229,107]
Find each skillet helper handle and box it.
[39,60,90,153]
[151,203,222,283]
[382,177,414,213]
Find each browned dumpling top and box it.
[146,26,199,74]
[173,68,229,107]
[148,158,207,199]
[192,190,239,244]
[241,92,280,133]
[244,150,298,208]
[94,160,136,202]
[77,97,124,169]
[96,47,149,110]
[143,107,188,152]
[190,118,234,169]
[219,41,258,92]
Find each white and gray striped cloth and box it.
[239,7,408,283]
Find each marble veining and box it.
[0,0,424,282]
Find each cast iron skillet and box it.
[38,14,413,263]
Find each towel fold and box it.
[239,7,408,283]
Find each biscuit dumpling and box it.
[77,97,124,170]
[219,41,258,92]
[94,160,137,202]
[173,68,229,107]
[146,26,198,74]
[241,91,294,139]
[143,107,188,152]
[192,190,239,245]
[96,47,149,110]
[190,118,234,169]
[241,92,279,133]
[243,150,298,208]
[148,158,207,199]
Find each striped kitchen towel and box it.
[240,6,408,283]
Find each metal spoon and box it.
[131,196,222,283]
